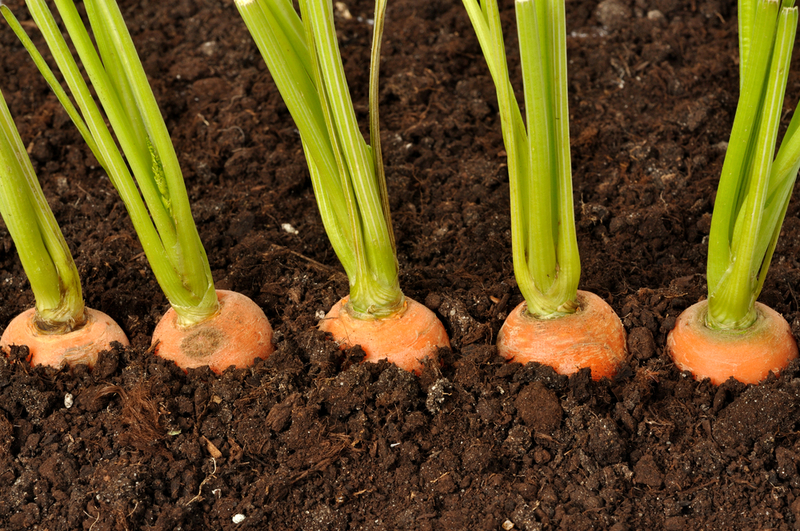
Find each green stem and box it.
[304,0,401,315]
[463,0,580,318]
[707,0,799,329]
[236,0,355,274]
[369,0,395,256]
[739,0,757,86]
[8,0,218,326]
[237,0,403,317]
[87,0,217,317]
[0,88,85,332]
[548,0,581,308]
[517,0,557,297]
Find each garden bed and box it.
[2,0,800,529]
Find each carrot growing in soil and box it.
[462,0,626,379]
[2,0,273,372]
[667,0,800,385]
[236,0,449,373]
[0,87,128,368]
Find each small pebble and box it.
[64,393,74,409]
[198,41,218,56]
[595,0,631,30]
[232,514,246,524]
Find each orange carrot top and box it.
[463,0,626,378]
[236,0,450,372]
[668,0,800,384]
[0,83,129,368]
[4,0,219,328]
[5,0,274,372]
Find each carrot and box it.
[664,0,800,384]
[237,0,451,373]
[319,296,449,374]
[463,0,628,378]
[497,290,626,380]
[5,0,278,373]
[1,307,129,369]
[151,290,274,373]
[667,300,797,385]
[0,78,127,369]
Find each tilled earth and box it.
[2,0,800,529]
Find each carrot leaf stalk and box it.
[668,0,800,384]
[3,0,273,372]
[463,0,626,379]
[236,0,449,373]
[0,86,128,368]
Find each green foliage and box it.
[0,88,85,331]
[707,0,800,329]
[462,0,580,318]
[3,0,218,326]
[237,0,404,317]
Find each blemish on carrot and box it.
[181,328,225,360]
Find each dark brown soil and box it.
[2,0,800,529]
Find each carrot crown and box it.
[0,88,85,333]
[707,0,800,330]
[236,0,404,319]
[2,0,218,327]
[462,0,580,319]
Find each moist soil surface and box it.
[2,0,800,529]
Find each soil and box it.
[2,0,800,529]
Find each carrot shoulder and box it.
[152,289,274,373]
[497,290,627,380]
[1,307,129,369]
[319,296,450,374]
[667,300,798,385]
